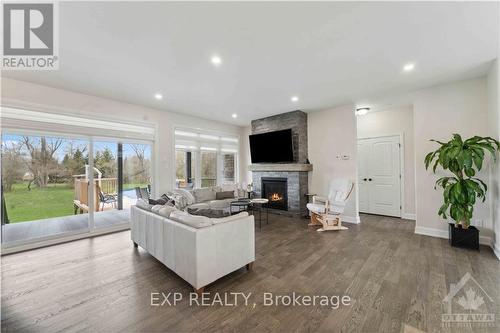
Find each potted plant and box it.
[424,134,499,250]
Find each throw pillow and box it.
[221,183,239,198]
[158,205,177,218]
[193,187,216,202]
[215,191,235,200]
[173,189,196,205]
[151,205,164,214]
[187,207,229,218]
[161,194,176,206]
[149,197,167,205]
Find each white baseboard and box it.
[402,213,416,220]
[343,215,361,224]
[414,226,448,239]
[414,226,497,259]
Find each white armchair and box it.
[306,179,354,230]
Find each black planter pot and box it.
[448,223,479,250]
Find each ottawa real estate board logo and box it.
[2,2,59,70]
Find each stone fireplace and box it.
[249,110,312,216]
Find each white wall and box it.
[308,104,359,223]
[413,77,494,242]
[1,78,243,196]
[239,125,252,186]
[357,106,416,218]
[487,58,500,257]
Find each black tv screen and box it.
[249,129,294,163]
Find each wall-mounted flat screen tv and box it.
[249,129,294,163]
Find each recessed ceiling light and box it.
[291,96,299,102]
[211,55,222,66]
[231,113,238,118]
[154,93,163,100]
[403,63,415,72]
[355,107,370,116]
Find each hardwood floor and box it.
[2,213,499,332]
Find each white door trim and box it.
[357,134,405,218]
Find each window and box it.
[222,153,236,183]
[201,150,217,187]
[175,150,195,189]
[174,128,238,188]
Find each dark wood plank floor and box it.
[2,214,499,333]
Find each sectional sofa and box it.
[130,204,255,293]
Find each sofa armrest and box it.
[194,216,255,288]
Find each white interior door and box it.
[358,136,401,217]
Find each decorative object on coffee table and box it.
[251,198,269,229]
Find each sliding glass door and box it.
[1,131,153,247]
[123,143,152,205]
[93,140,120,228]
[93,140,153,229]
[1,132,90,245]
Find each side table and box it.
[250,198,269,229]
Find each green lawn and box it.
[3,182,74,223]
[3,182,148,223]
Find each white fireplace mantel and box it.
[248,164,313,172]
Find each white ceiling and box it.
[3,1,499,125]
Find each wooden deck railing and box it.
[74,178,118,212]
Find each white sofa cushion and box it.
[209,198,234,210]
[192,187,217,203]
[189,202,211,210]
[211,212,249,225]
[170,210,213,228]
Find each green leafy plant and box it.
[424,134,499,229]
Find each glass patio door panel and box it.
[1,132,90,245]
[122,143,152,206]
[93,140,120,229]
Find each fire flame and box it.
[270,193,282,201]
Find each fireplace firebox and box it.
[261,177,288,211]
